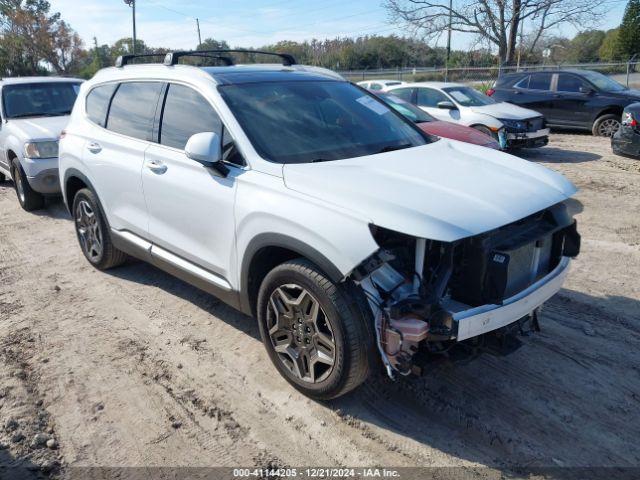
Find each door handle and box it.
[145,159,168,174]
[87,142,102,154]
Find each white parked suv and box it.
[59,51,581,399]
[0,77,82,210]
[387,82,550,149]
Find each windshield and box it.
[2,82,81,119]
[443,86,495,107]
[580,70,627,92]
[219,81,428,164]
[377,93,435,123]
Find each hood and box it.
[419,121,499,148]
[8,116,69,142]
[283,139,576,242]
[470,102,542,120]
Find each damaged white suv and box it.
[59,51,580,399]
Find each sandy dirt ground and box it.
[0,133,639,479]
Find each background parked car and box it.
[387,82,549,149]
[0,77,82,211]
[374,92,499,149]
[612,102,640,158]
[357,79,406,91]
[488,69,640,137]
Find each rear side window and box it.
[391,88,414,102]
[106,82,163,141]
[527,73,553,91]
[86,84,117,127]
[160,84,222,150]
[369,83,383,91]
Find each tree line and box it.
[0,0,638,79]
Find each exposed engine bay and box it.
[350,201,581,378]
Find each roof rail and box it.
[163,49,297,67]
[115,53,167,67]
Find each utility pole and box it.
[445,0,452,82]
[516,7,524,71]
[124,0,137,55]
[196,18,202,48]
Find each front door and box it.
[553,73,594,127]
[416,87,460,123]
[141,83,240,283]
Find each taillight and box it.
[622,112,638,127]
[59,129,66,139]
[486,88,495,97]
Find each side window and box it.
[513,75,530,89]
[107,82,163,141]
[527,73,553,91]
[391,88,414,102]
[369,83,383,91]
[417,88,448,107]
[557,74,587,93]
[86,83,117,127]
[160,84,222,150]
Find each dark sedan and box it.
[488,69,640,137]
[612,103,640,158]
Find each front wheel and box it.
[72,188,127,270]
[257,258,374,400]
[592,114,621,137]
[12,162,44,211]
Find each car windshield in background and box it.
[579,70,627,92]
[378,93,435,123]
[443,86,496,107]
[2,82,81,119]
[219,81,428,164]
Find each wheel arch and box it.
[240,233,345,317]
[62,168,95,214]
[593,106,623,123]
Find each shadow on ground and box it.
[103,255,640,478]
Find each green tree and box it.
[599,28,622,61]
[617,0,640,59]
[565,30,605,63]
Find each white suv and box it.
[0,77,82,210]
[59,51,581,399]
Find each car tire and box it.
[257,258,374,400]
[592,114,621,137]
[12,162,44,211]
[72,188,127,270]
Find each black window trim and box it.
[156,81,246,168]
[553,72,597,94]
[514,72,554,92]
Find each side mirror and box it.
[185,132,228,177]
[437,100,457,110]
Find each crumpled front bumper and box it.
[506,128,550,149]
[448,256,571,341]
[612,127,640,158]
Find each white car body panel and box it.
[283,139,576,242]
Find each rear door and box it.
[84,81,164,237]
[141,82,242,283]
[511,73,556,120]
[553,73,594,127]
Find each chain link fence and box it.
[338,60,640,91]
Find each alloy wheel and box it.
[75,199,103,262]
[266,284,336,384]
[599,119,620,137]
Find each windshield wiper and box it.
[10,112,66,119]
[377,143,412,154]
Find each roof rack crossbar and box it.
[181,53,235,66]
[115,53,167,68]
[163,49,297,67]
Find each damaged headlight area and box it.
[350,202,581,378]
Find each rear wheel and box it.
[72,188,127,270]
[12,162,44,211]
[592,114,621,137]
[257,258,374,400]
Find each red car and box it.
[375,92,500,149]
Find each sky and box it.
[49,0,629,52]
